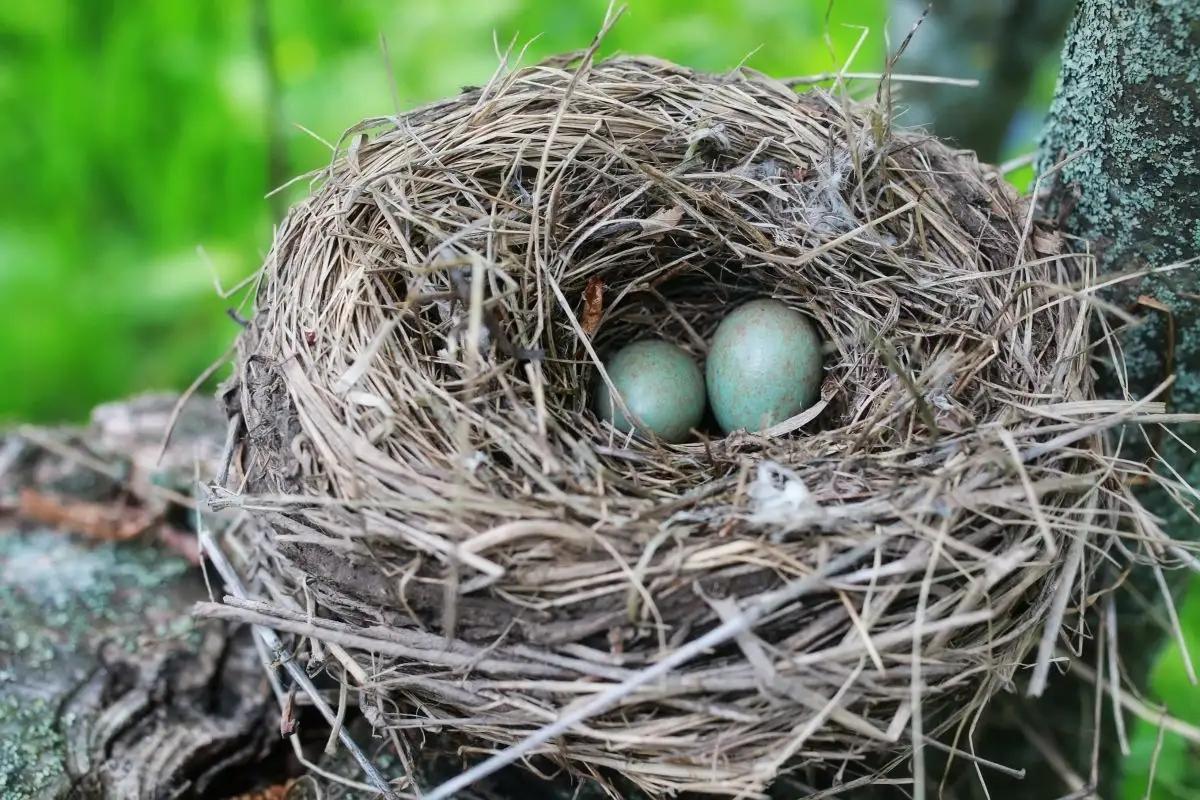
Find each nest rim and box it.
[213,54,1184,797]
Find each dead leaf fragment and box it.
[230,779,298,800]
[16,489,156,542]
[581,277,605,337]
[1031,231,1062,256]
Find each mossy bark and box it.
[1039,0,1200,547]
[1034,0,1200,795]
[0,399,273,798]
[1038,0,1200,409]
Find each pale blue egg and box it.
[593,339,706,443]
[706,299,822,433]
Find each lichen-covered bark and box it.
[1038,0,1200,409]
[0,529,193,796]
[1036,3,1200,794]
[1039,0,1200,553]
[0,398,272,798]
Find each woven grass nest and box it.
[214,54,1189,797]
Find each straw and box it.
[211,53,1199,797]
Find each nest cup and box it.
[220,55,1175,796]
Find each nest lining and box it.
[216,55,1185,797]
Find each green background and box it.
[0,0,893,424]
[0,2,1194,797]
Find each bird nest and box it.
[213,54,1189,797]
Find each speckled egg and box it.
[593,339,706,443]
[706,299,823,434]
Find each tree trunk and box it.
[0,397,273,798]
[1035,0,1200,795]
[1038,0,1200,410]
[1039,0,1200,566]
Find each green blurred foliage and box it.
[0,0,885,423]
[1121,580,1200,800]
